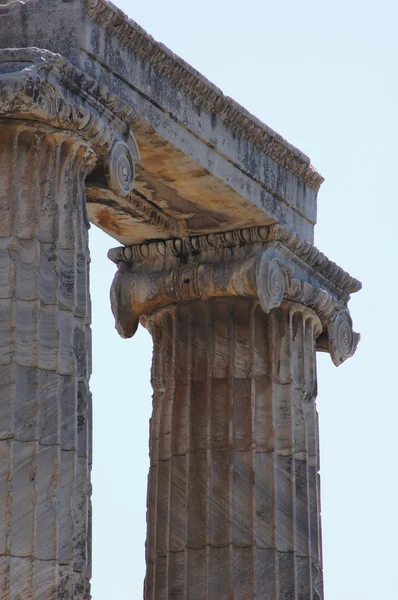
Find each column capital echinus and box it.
[109,224,361,366]
[0,47,140,197]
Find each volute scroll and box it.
[0,47,141,200]
[256,250,291,314]
[328,308,360,366]
[109,224,360,365]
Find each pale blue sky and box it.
[89,1,397,598]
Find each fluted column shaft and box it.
[0,120,93,599]
[144,297,323,600]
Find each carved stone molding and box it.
[86,0,323,190]
[327,308,360,366]
[0,47,140,197]
[268,224,362,294]
[109,224,361,296]
[256,254,290,314]
[109,225,360,365]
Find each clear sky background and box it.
[89,1,398,598]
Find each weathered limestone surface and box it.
[0,1,361,598]
[0,0,322,244]
[0,120,93,598]
[144,300,323,599]
[0,43,140,599]
[110,227,360,599]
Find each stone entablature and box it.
[1,0,321,243]
[86,0,323,192]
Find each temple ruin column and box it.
[110,226,360,600]
[0,48,141,599]
[0,7,361,595]
[0,120,94,599]
[144,300,323,599]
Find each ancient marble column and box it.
[0,120,93,598]
[0,11,361,595]
[110,227,360,600]
[0,48,140,599]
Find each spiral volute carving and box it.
[257,254,289,313]
[328,308,360,366]
[105,140,135,197]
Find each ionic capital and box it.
[109,224,361,365]
[0,47,140,198]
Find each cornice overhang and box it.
[85,0,323,192]
[1,0,323,243]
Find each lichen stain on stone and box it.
[96,207,121,235]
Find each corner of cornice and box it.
[85,0,324,191]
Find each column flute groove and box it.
[141,300,323,599]
[0,122,94,599]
